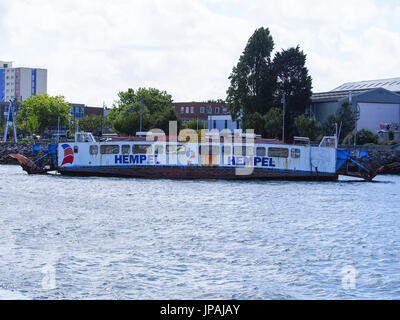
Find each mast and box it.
[3,99,18,143]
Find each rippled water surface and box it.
[0,165,399,300]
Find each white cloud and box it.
[0,0,399,105]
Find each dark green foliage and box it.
[78,114,103,135]
[242,107,282,139]
[108,88,182,136]
[273,46,313,139]
[184,119,207,130]
[342,129,378,145]
[263,107,282,139]
[226,27,276,121]
[323,101,356,143]
[17,94,71,135]
[242,112,265,136]
[226,27,312,140]
[294,115,322,141]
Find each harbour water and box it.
[0,164,399,300]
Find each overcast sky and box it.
[1,0,399,107]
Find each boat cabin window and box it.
[211,146,219,155]
[100,145,120,154]
[256,147,266,157]
[74,146,79,153]
[222,145,231,156]
[154,145,164,155]
[89,145,98,155]
[199,145,219,155]
[167,145,186,154]
[122,145,130,155]
[132,145,152,154]
[291,148,301,159]
[319,137,336,148]
[233,146,254,156]
[268,147,289,158]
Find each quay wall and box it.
[339,144,400,174]
[0,143,49,165]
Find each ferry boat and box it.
[10,130,383,181]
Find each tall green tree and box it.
[226,28,313,141]
[264,107,282,139]
[17,94,71,135]
[323,100,356,143]
[108,87,182,136]
[273,46,313,139]
[243,107,282,139]
[294,115,322,141]
[184,119,207,130]
[226,27,276,122]
[78,114,103,135]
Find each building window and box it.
[180,107,184,113]
[207,106,212,114]
[190,106,194,114]
[186,106,189,113]
[215,107,220,114]
[200,107,205,113]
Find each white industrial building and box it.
[0,60,47,102]
[311,77,400,133]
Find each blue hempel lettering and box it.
[115,154,160,165]
[227,156,275,168]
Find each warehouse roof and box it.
[312,77,400,103]
[332,77,400,92]
[311,89,368,103]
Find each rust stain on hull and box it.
[58,166,338,181]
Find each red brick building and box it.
[173,102,229,125]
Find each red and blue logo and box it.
[186,147,196,159]
[61,144,74,166]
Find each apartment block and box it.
[0,60,47,102]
